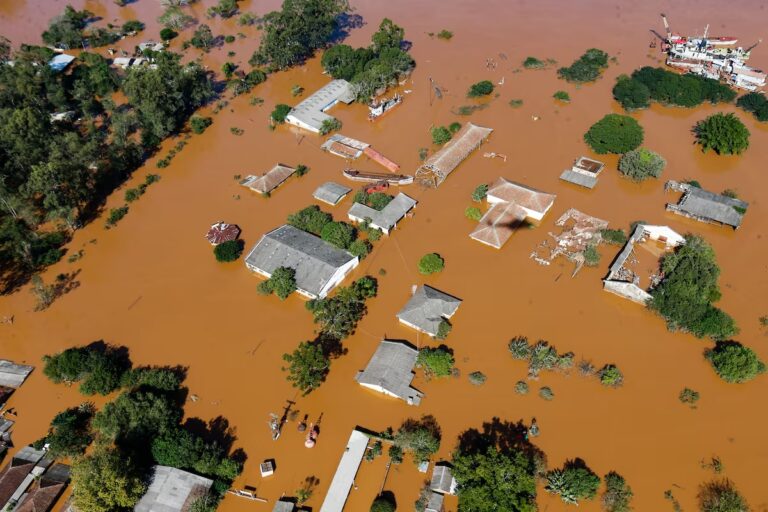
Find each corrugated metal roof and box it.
[319,430,369,512]
[240,164,296,194]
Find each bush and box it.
[584,114,643,154]
[449,121,462,133]
[320,118,342,135]
[705,341,765,383]
[418,253,445,275]
[287,205,332,235]
[546,460,601,504]
[553,90,570,102]
[737,92,768,121]
[514,380,529,394]
[558,48,608,83]
[124,187,144,203]
[225,35,236,43]
[618,148,666,181]
[613,74,650,110]
[539,386,554,400]
[600,228,627,245]
[271,104,292,124]
[471,183,488,202]
[431,126,452,145]
[583,245,600,267]
[393,416,441,463]
[508,336,531,360]
[370,496,396,512]
[436,29,453,40]
[295,164,309,177]
[468,371,486,386]
[468,80,494,98]
[191,24,215,51]
[523,56,545,69]
[190,116,213,134]
[694,113,750,155]
[160,28,178,41]
[106,206,129,227]
[598,364,623,387]
[465,207,482,221]
[122,20,145,33]
[257,266,297,300]
[698,479,750,512]
[213,239,244,262]
[348,239,372,260]
[417,346,454,377]
[602,471,634,512]
[320,221,356,249]
[435,319,452,340]
[679,387,700,406]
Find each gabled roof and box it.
[430,464,456,494]
[469,202,527,249]
[348,193,417,232]
[320,429,369,512]
[240,164,296,194]
[487,178,556,214]
[356,340,422,405]
[313,182,352,206]
[397,286,461,336]
[134,466,213,512]
[418,123,493,186]
[676,186,748,228]
[14,463,70,512]
[245,225,357,298]
[560,169,597,189]
[287,80,354,132]
[0,361,33,388]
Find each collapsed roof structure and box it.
[665,180,748,229]
[204,222,240,245]
[356,340,423,405]
[531,208,609,275]
[416,123,493,187]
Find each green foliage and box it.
[71,445,147,512]
[418,253,444,274]
[618,147,666,181]
[417,346,454,377]
[120,366,181,391]
[305,277,378,339]
[225,35,236,44]
[509,99,524,108]
[93,388,181,446]
[348,239,372,259]
[121,20,145,33]
[320,221,356,249]
[213,239,244,262]
[649,235,737,340]
[546,460,601,504]
[508,336,531,360]
[694,113,750,155]
[190,115,213,134]
[705,341,765,383]
[209,0,239,18]
[257,266,297,299]
[45,404,94,458]
[124,187,144,203]
[737,92,768,121]
[388,444,404,464]
[250,0,349,70]
[553,90,570,102]
[371,496,396,512]
[435,318,452,340]
[152,427,241,482]
[583,244,600,267]
[319,117,342,135]
[468,80,494,98]
[282,340,330,394]
[624,67,736,109]
[514,380,529,394]
[295,164,309,177]
[287,205,332,235]
[365,440,383,461]
[679,387,700,407]
[465,206,482,221]
[431,125,453,145]
[453,444,537,512]
[449,121,462,133]
[106,206,129,227]
[222,62,237,78]
[598,364,623,387]
[160,27,178,41]
[393,416,441,464]
[600,228,627,245]
[158,6,195,30]
[602,471,634,512]
[271,103,292,123]
[698,479,750,512]
[43,344,130,395]
[584,114,644,154]
[613,74,650,110]
[558,48,608,83]
[469,371,487,385]
[229,126,244,136]
[191,24,215,51]
[436,29,453,40]
[472,183,488,202]
[539,386,554,400]
[42,5,92,49]
[523,56,545,69]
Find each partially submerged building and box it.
[0,361,33,389]
[285,80,355,133]
[319,429,370,512]
[397,285,462,337]
[321,134,401,171]
[14,463,70,512]
[469,202,528,249]
[134,466,213,512]
[48,54,75,73]
[531,208,609,275]
[204,222,240,245]
[665,180,748,229]
[425,491,444,512]
[245,225,359,299]
[355,340,423,405]
[559,156,605,189]
[347,192,417,234]
[240,164,296,195]
[430,464,457,495]
[273,500,295,512]
[486,178,556,220]
[603,224,685,304]
[416,123,493,187]
[313,182,352,206]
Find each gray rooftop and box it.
[273,500,295,512]
[314,182,352,206]
[356,340,422,405]
[397,286,461,337]
[245,225,357,298]
[425,491,444,512]
[134,466,213,512]
[348,193,417,233]
[0,360,33,389]
[287,80,354,132]
[675,186,748,228]
[560,169,598,189]
[430,464,456,494]
[13,446,45,465]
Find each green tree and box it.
[705,341,765,383]
[602,471,633,512]
[319,117,342,135]
[393,416,441,463]
[418,253,444,274]
[158,7,194,30]
[546,460,601,504]
[468,80,494,98]
[257,266,297,299]
[282,340,330,394]
[191,24,215,51]
[348,239,372,259]
[287,205,332,235]
[558,48,608,83]
[694,113,750,155]
[190,116,213,134]
[553,90,570,102]
[45,404,94,458]
[270,103,292,124]
[618,148,666,181]
[737,92,768,122]
[613,74,650,110]
[698,479,750,512]
[209,0,239,18]
[42,5,92,49]
[472,183,488,202]
[372,18,404,51]
[598,364,624,387]
[71,445,147,512]
[431,126,452,145]
[416,346,454,377]
[584,114,643,154]
[93,389,181,446]
[320,221,356,249]
[42,344,130,396]
[213,239,244,262]
[370,496,396,512]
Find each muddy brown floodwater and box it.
[2,0,768,511]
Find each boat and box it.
[368,94,403,121]
[343,168,413,185]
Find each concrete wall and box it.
[318,257,359,299]
[603,280,652,305]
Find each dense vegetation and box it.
[257,266,297,299]
[42,344,242,510]
[601,471,634,512]
[321,18,414,101]
[416,346,454,377]
[694,113,750,155]
[43,343,132,395]
[649,235,737,340]
[613,67,736,110]
[584,114,644,154]
[736,92,768,121]
[618,148,666,181]
[545,459,601,505]
[698,479,750,512]
[213,239,244,262]
[558,49,608,83]
[467,80,494,98]
[705,341,765,383]
[250,0,350,70]
[389,416,441,464]
[418,253,445,274]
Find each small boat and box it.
[706,36,738,46]
[343,169,413,185]
[368,94,403,121]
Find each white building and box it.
[285,80,355,133]
[486,178,556,221]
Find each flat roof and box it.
[319,429,369,512]
[287,80,354,131]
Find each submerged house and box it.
[665,180,748,229]
[321,134,401,171]
[603,224,685,304]
[415,123,493,187]
[319,429,370,512]
[273,500,296,512]
[355,340,423,405]
[347,192,417,234]
[313,182,352,206]
[48,54,75,73]
[240,164,296,195]
[285,80,355,133]
[0,361,33,389]
[430,464,457,495]
[559,156,605,189]
[425,491,444,512]
[134,466,213,512]
[396,285,461,337]
[245,225,359,299]
[486,178,556,220]
[204,222,240,246]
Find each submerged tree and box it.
[694,113,750,155]
[705,341,765,383]
[584,114,643,154]
[282,340,330,394]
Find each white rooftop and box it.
[319,429,369,512]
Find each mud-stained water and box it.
[2,0,768,511]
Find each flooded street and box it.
[2,0,768,510]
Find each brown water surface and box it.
[1,1,768,511]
